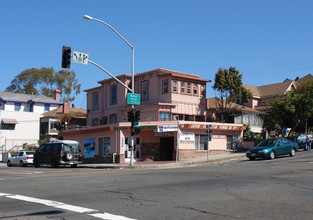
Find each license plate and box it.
[251,153,256,156]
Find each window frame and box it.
[44,104,50,112]
[159,111,171,121]
[141,81,149,101]
[110,114,117,124]
[162,80,169,94]
[193,83,198,96]
[181,81,185,94]
[172,80,178,93]
[92,92,98,111]
[14,103,21,112]
[195,134,208,151]
[187,82,192,95]
[110,86,117,105]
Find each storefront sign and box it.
[180,131,195,144]
[154,132,172,137]
[180,124,243,131]
[157,125,178,132]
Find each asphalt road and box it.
[1,151,313,220]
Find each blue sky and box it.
[1,0,313,109]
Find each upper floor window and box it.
[14,103,21,112]
[162,80,168,93]
[142,81,149,101]
[181,81,185,94]
[93,92,98,111]
[100,116,108,125]
[172,80,177,93]
[110,114,117,124]
[111,86,117,105]
[92,118,98,126]
[44,104,50,112]
[193,84,198,96]
[160,111,171,121]
[187,83,191,95]
[201,85,206,97]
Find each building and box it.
[40,103,87,141]
[243,80,298,113]
[0,91,63,156]
[206,97,265,134]
[60,69,246,163]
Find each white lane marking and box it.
[90,212,136,220]
[2,193,137,220]
[0,170,44,174]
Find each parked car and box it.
[286,135,307,150]
[246,137,299,160]
[33,140,82,168]
[7,151,35,167]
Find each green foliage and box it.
[243,124,263,141]
[213,67,252,122]
[5,67,81,103]
[38,139,48,146]
[264,79,313,134]
[22,143,38,151]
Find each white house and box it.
[0,91,63,160]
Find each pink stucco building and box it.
[60,68,245,163]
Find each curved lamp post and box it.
[84,15,135,166]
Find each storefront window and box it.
[160,112,171,121]
[99,137,110,158]
[195,134,208,150]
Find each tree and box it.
[213,67,252,123]
[5,67,81,103]
[264,79,313,135]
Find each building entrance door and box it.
[160,137,174,161]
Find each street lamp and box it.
[84,15,135,166]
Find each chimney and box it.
[63,103,70,113]
[54,90,61,102]
[72,104,75,108]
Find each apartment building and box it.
[60,69,246,163]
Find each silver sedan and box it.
[7,151,35,167]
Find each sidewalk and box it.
[0,151,247,169]
[79,151,247,169]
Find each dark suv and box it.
[33,140,82,168]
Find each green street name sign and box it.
[127,93,140,105]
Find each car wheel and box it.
[7,160,12,167]
[19,160,25,167]
[249,157,255,161]
[51,160,59,168]
[33,159,40,168]
[290,148,296,157]
[269,151,276,160]
[65,152,73,161]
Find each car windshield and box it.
[258,139,277,147]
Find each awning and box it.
[1,118,18,124]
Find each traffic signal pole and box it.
[83,15,136,167]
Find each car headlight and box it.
[259,149,268,153]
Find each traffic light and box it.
[207,124,212,141]
[127,109,134,123]
[135,110,140,122]
[61,46,71,68]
